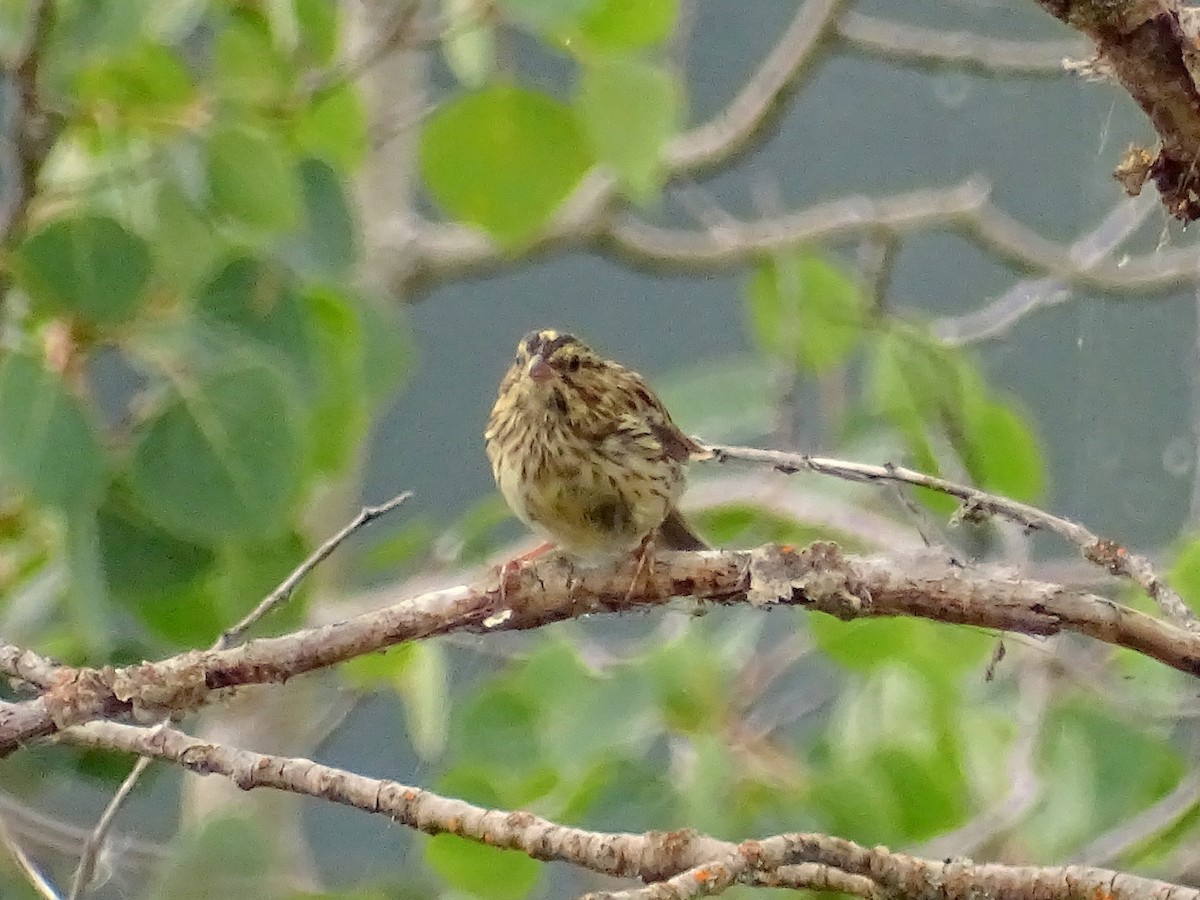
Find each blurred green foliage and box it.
[0,1,409,665]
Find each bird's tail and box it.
[656,507,708,551]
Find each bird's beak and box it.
[526,354,553,383]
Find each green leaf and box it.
[294,0,340,65]
[294,83,368,173]
[1172,535,1200,615]
[396,642,450,760]
[279,159,357,279]
[128,362,304,543]
[0,354,108,512]
[692,502,863,551]
[16,216,152,324]
[355,294,414,408]
[866,330,977,514]
[811,665,969,844]
[98,486,216,603]
[448,494,518,563]
[305,287,367,472]
[452,683,540,770]
[808,615,992,683]
[1028,704,1185,860]
[362,518,436,574]
[76,41,196,129]
[425,834,540,900]
[747,252,866,373]
[212,531,310,636]
[530,644,656,771]
[646,630,728,733]
[153,182,221,292]
[420,85,593,246]
[965,401,1044,502]
[495,0,599,33]
[562,756,673,833]
[65,509,115,659]
[869,327,982,428]
[195,258,320,392]
[577,0,677,48]
[341,643,417,690]
[207,124,303,231]
[214,15,290,106]
[577,57,680,202]
[868,327,1044,506]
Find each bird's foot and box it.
[497,541,554,606]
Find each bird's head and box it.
[512,329,600,388]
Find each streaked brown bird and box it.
[485,329,708,558]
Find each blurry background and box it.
[3,0,1199,897]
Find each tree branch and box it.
[49,719,1200,900]
[404,0,843,285]
[0,0,55,249]
[665,0,846,174]
[3,538,1200,755]
[836,11,1086,75]
[1033,0,1200,221]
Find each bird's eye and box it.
[566,356,581,372]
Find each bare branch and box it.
[0,790,164,866]
[404,0,847,283]
[836,11,1086,75]
[0,645,65,690]
[1074,769,1200,866]
[606,179,989,265]
[933,193,1157,345]
[607,182,1200,295]
[48,718,1200,900]
[707,444,1197,627]
[5,536,1200,754]
[0,0,55,248]
[1033,0,1200,221]
[666,0,846,174]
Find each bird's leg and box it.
[497,541,554,606]
[625,533,657,601]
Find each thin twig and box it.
[1074,769,1200,866]
[0,790,164,864]
[216,490,412,650]
[666,0,846,173]
[836,11,1086,75]
[933,193,1157,346]
[706,444,1198,628]
[66,750,156,900]
[0,812,61,900]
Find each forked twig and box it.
[706,444,1197,628]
